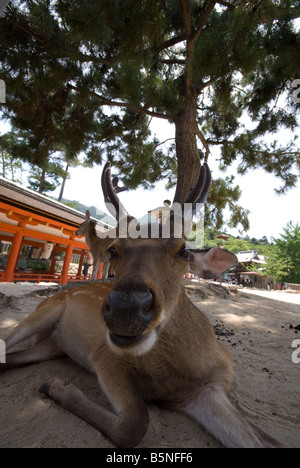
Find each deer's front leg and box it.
[39,369,149,448]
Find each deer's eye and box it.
[178,246,190,260]
[108,246,119,259]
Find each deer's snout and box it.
[103,290,154,341]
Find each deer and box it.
[0,163,280,448]
[75,210,111,281]
[75,174,128,281]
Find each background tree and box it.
[0,131,24,183]
[259,246,290,284]
[240,221,300,283]
[274,221,300,283]
[27,159,68,194]
[204,228,271,253]
[1,0,300,231]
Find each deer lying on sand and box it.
[0,163,279,448]
[75,210,111,281]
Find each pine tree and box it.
[275,221,300,283]
[27,159,68,195]
[0,131,24,183]
[0,1,300,230]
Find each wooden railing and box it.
[0,272,91,284]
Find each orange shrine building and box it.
[0,177,113,284]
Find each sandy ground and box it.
[0,281,299,449]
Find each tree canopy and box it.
[0,0,300,231]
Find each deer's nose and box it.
[103,290,154,336]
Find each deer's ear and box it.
[85,210,90,220]
[189,247,238,279]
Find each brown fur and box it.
[0,164,281,447]
[75,210,113,281]
[0,237,280,448]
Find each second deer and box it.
[75,210,112,281]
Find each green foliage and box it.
[274,221,300,283]
[0,0,300,232]
[259,246,289,283]
[27,159,69,194]
[60,199,79,210]
[206,175,250,231]
[203,229,270,254]
[0,132,24,184]
[26,259,49,272]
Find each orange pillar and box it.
[49,244,59,275]
[60,241,74,285]
[97,263,104,280]
[77,250,86,277]
[4,227,24,282]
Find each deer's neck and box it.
[164,287,215,354]
[84,224,98,248]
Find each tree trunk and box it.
[39,169,46,194]
[173,96,201,204]
[58,163,69,202]
[1,151,6,178]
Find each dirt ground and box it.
[0,281,299,449]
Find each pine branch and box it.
[195,124,211,161]
[207,139,231,145]
[216,1,235,10]
[217,1,300,22]
[68,84,169,120]
[199,78,216,92]
[160,59,186,65]
[252,150,300,156]
[191,0,217,44]
[259,4,300,24]
[11,13,119,66]
[179,0,217,97]
[152,33,187,55]
[154,138,175,151]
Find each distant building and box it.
[234,250,268,288]
[215,232,231,241]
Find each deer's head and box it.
[75,210,97,236]
[101,163,237,357]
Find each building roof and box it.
[0,176,114,232]
[0,177,116,253]
[216,232,231,240]
[236,250,266,264]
